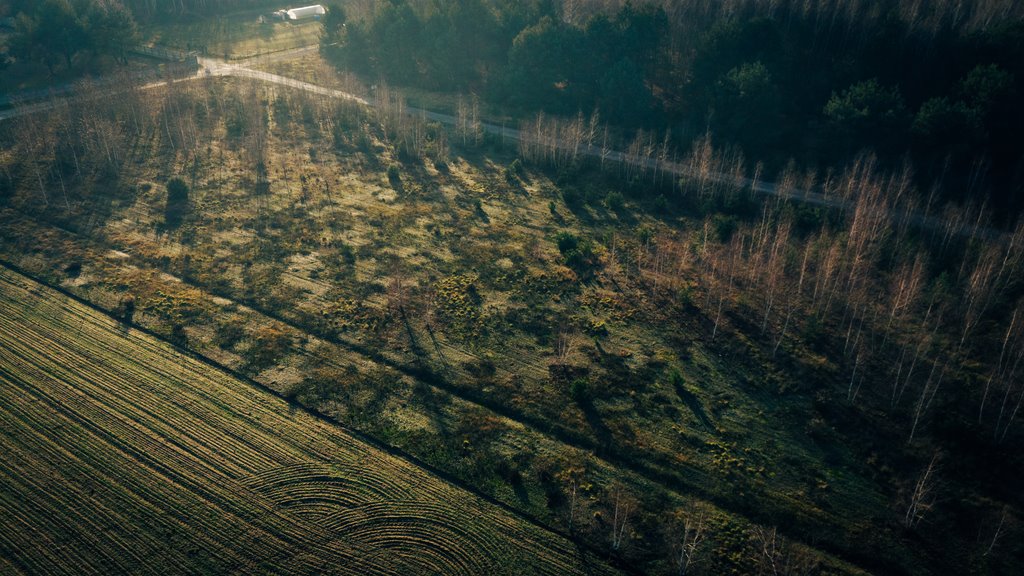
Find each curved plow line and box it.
[342,526,488,572]
[246,465,417,504]
[328,501,504,544]
[277,499,360,518]
[0,334,412,576]
[356,541,485,576]
[0,265,618,576]
[255,482,376,510]
[319,504,512,570]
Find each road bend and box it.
[0,51,1005,238]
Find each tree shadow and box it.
[410,377,452,438]
[673,378,715,432]
[511,476,530,507]
[474,202,490,224]
[608,208,638,227]
[579,399,614,455]
[399,305,430,367]
[563,198,596,225]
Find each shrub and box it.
[213,317,247,349]
[116,295,135,324]
[712,214,738,242]
[504,158,524,183]
[652,194,669,214]
[165,178,190,226]
[605,190,625,212]
[167,177,189,204]
[556,232,579,254]
[636,225,654,245]
[245,325,292,371]
[555,232,599,276]
[569,378,592,403]
[339,243,356,266]
[668,368,685,390]
[170,323,188,346]
[332,122,347,149]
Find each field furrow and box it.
[0,265,616,575]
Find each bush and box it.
[116,295,135,324]
[245,325,292,371]
[668,368,685,390]
[556,232,579,254]
[213,317,247,349]
[569,378,592,403]
[165,177,190,226]
[712,214,738,242]
[555,232,599,276]
[563,246,596,273]
[386,164,401,184]
[167,177,189,204]
[652,194,669,214]
[504,158,524,183]
[339,243,356,265]
[605,190,625,212]
[636,225,654,245]
[332,121,347,149]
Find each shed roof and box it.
[286,5,326,20]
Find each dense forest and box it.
[322,0,1024,222]
[0,0,139,76]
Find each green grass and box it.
[142,14,321,59]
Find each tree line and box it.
[322,0,1024,222]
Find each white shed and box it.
[286,5,326,21]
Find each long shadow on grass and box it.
[673,379,714,433]
[578,400,614,455]
[399,306,430,365]
[511,477,530,508]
